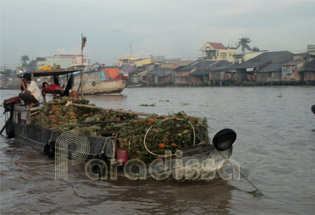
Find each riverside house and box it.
[200,42,237,63]
[173,60,215,85]
[300,59,315,85]
[281,53,310,84]
[234,51,294,85]
[189,60,233,86]
[145,68,173,86]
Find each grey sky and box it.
[1,0,315,69]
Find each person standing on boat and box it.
[42,75,73,103]
[19,73,41,108]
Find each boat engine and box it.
[2,96,19,138]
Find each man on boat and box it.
[41,75,73,103]
[19,73,41,108]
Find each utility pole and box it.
[130,44,132,57]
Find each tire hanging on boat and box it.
[5,119,14,138]
[48,140,55,158]
[212,128,237,151]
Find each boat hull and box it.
[10,104,234,181]
[72,67,126,95]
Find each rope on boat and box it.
[143,118,196,158]
[99,138,108,157]
[214,147,264,197]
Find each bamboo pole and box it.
[65,101,151,116]
[80,71,83,99]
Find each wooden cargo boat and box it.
[1,69,237,181]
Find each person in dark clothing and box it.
[19,73,41,108]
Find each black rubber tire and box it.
[212,128,237,151]
[48,141,55,158]
[311,105,315,114]
[44,143,49,156]
[5,120,14,138]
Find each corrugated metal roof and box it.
[258,63,282,73]
[180,60,216,71]
[190,62,233,76]
[173,65,186,71]
[283,60,304,66]
[300,60,315,72]
[249,51,294,64]
[233,61,268,69]
[190,70,208,76]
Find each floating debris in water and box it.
[139,103,156,107]
[277,93,282,98]
[159,100,170,102]
[182,103,190,106]
[248,189,264,197]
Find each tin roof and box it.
[17,68,84,77]
[300,60,315,72]
[258,63,282,73]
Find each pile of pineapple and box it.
[32,97,209,162]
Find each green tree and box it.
[236,37,251,53]
[252,46,260,52]
[21,55,30,67]
[28,60,36,70]
[1,69,12,75]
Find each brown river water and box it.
[0,87,315,215]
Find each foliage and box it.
[236,37,251,53]
[21,55,30,67]
[0,69,13,75]
[251,46,260,52]
[27,60,37,70]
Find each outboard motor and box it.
[2,96,19,138]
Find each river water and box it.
[0,87,314,215]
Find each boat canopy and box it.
[18,68,85,99]
[17,68,84,78]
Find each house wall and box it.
[174,70,192,84]
[45,57,73,68]
[133,58,154,67]
[73,56,88,67]
[190,76,202,84]
[119,57,139,66]
[234,52,265,64]
[38,55,88,69]
[209,71,225,81]
[282,62,303,82]
[257,72,281,83]
[304,72,315,83]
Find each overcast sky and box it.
[1,0,315,68]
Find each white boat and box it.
[72,66,126,95]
